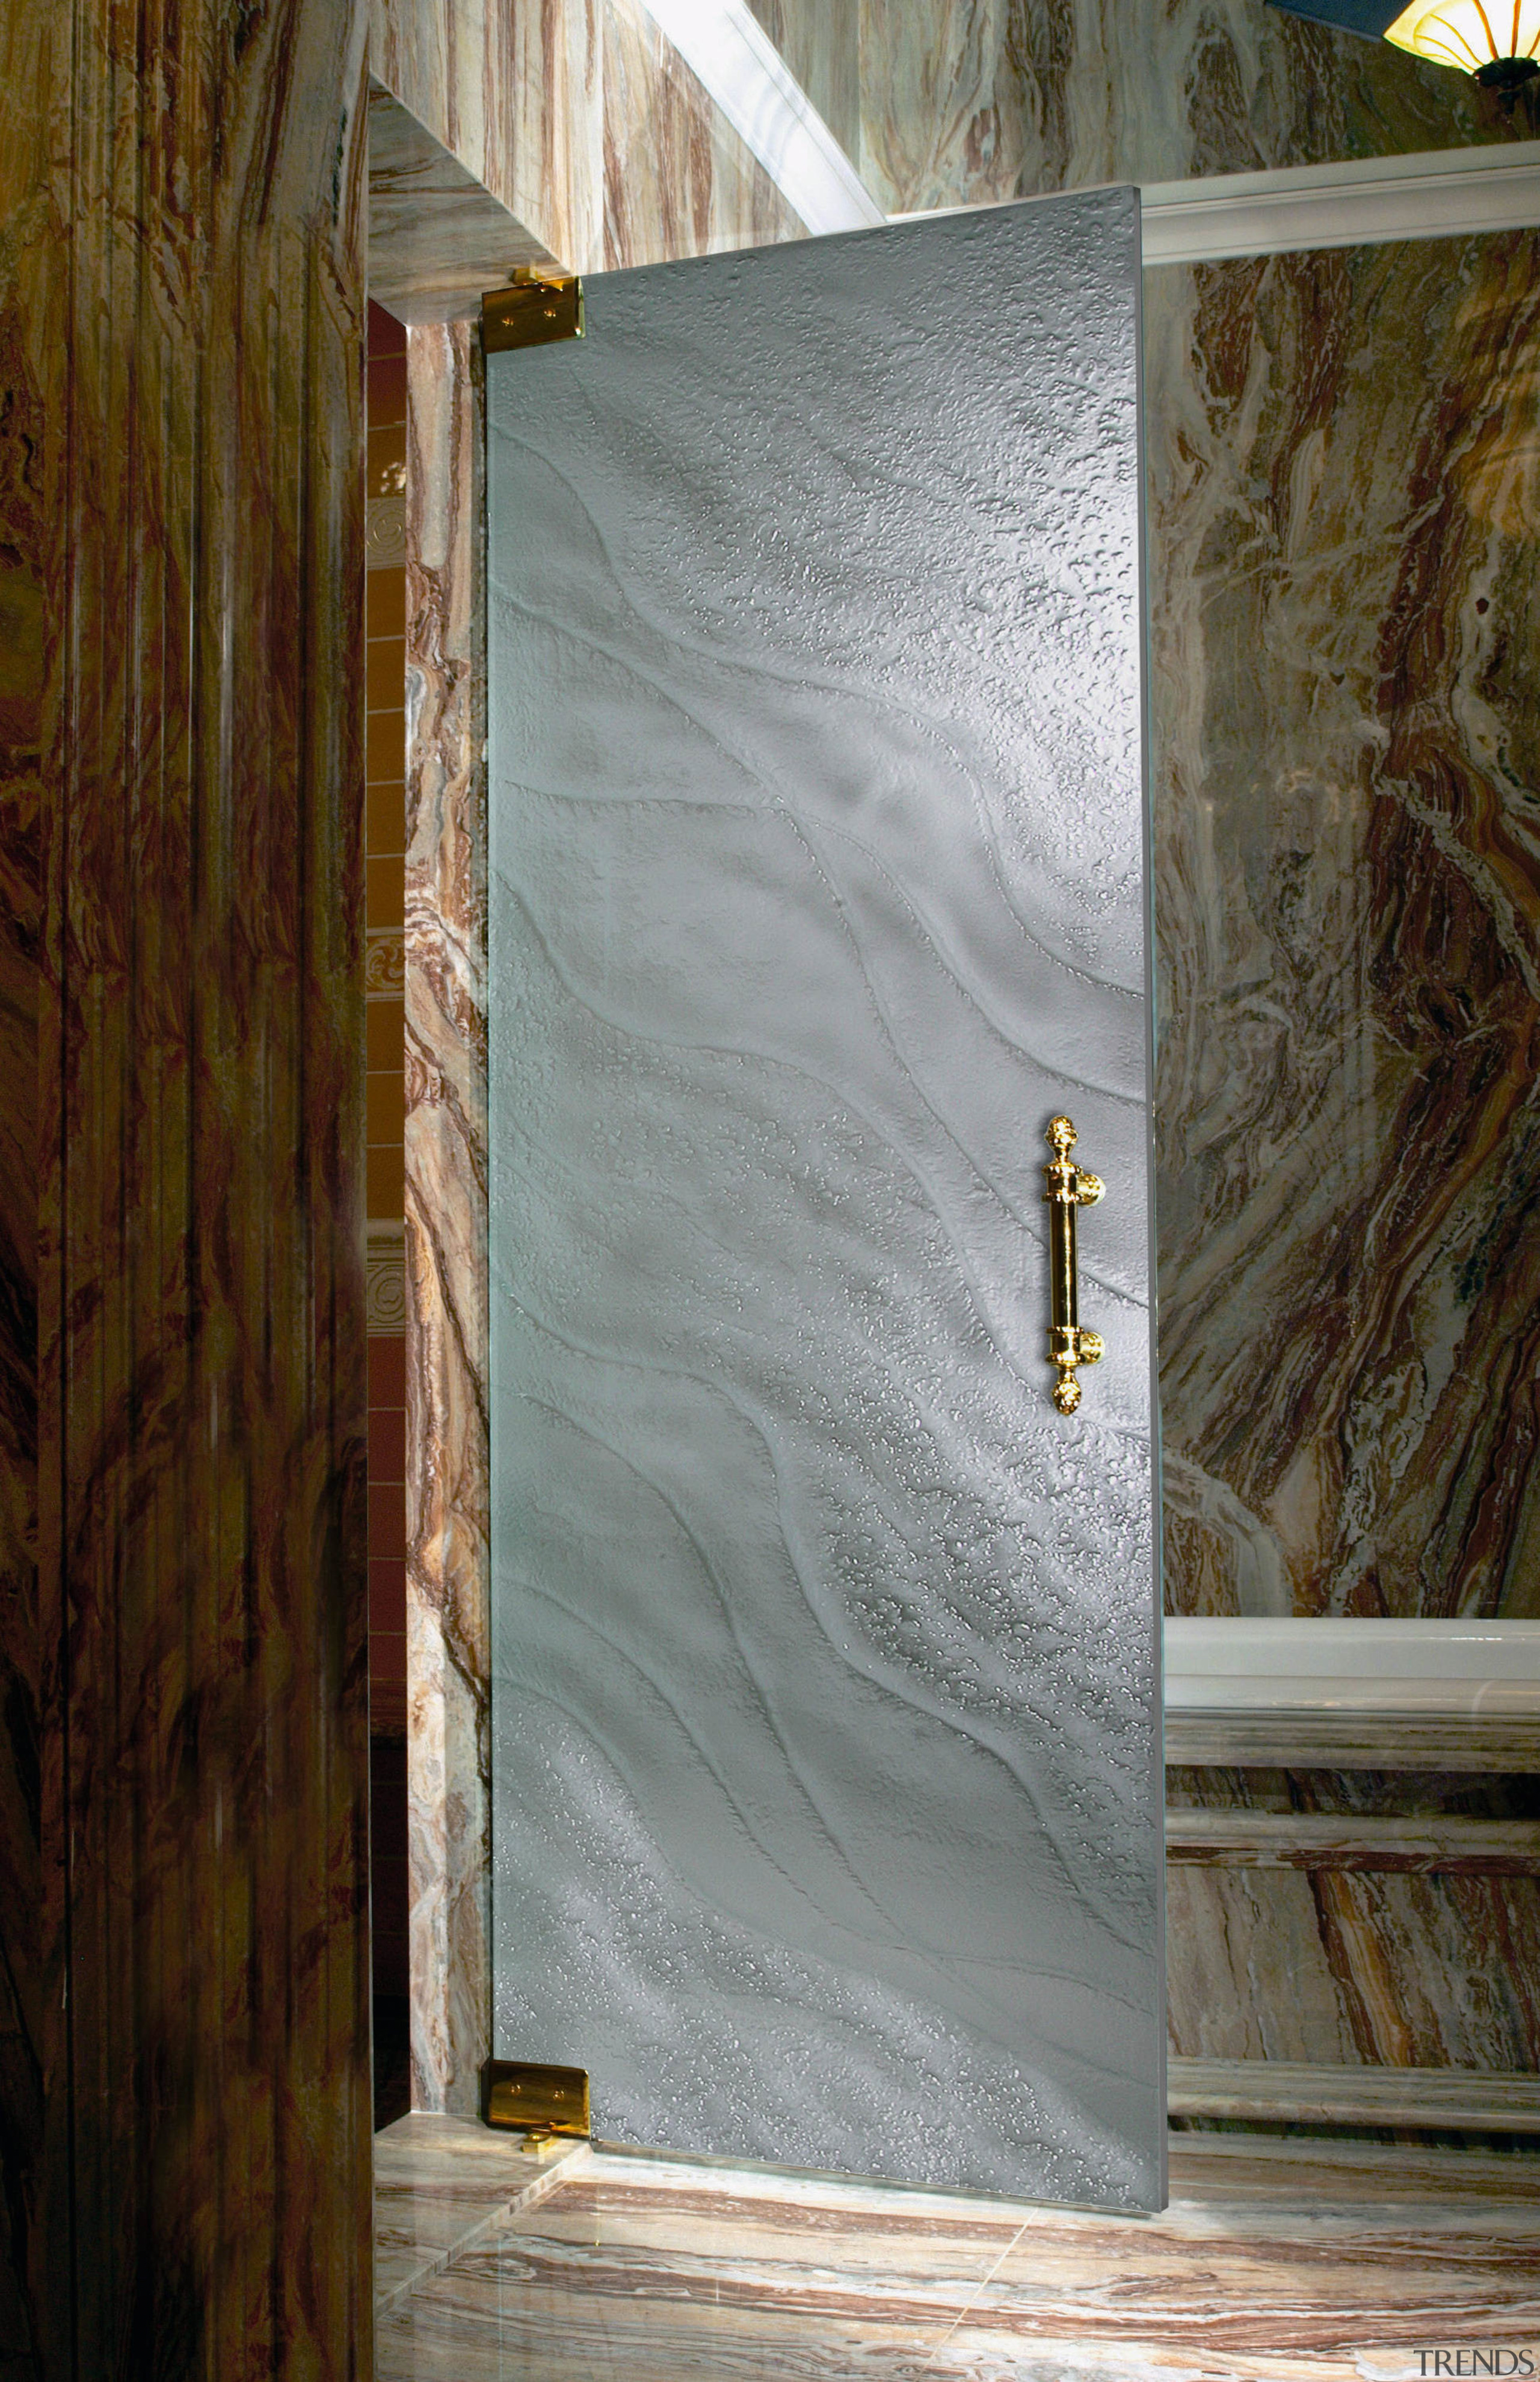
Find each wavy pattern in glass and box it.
[487,192,1162,2206]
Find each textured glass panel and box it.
[487,193,1162,2208]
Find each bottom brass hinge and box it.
[481,2058,591,2155]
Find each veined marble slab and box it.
[636,0,883,232]
[855,0,1532,217]
[1147,233,1540,1634]
[375,2113,589,2310]
[375,2138,1540,2382]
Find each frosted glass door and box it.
[487,191,1162,2209]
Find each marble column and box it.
[405,320,492,2117]
[1,0,374,2363]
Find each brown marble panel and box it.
[5,0,375,2363]
[1147,233,1540,1625]
[1313,1868,1540,2072]
[1167,1714,1540,1769]
[405,318,491,2118]
[0,0,55,2354]
[1167,1771,1540,2079]
[1166,1867,1361,2064]
[371,0,805,285]
[1169,2131,1540,2197]
[855,0,1535,215]
[371,0,605,272]
[600,0,808,268]
[1166,1808,1540,1869]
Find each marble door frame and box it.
[2,0,377,2365]
[404,319,494,2115]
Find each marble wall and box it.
[600,0,807,266]
[372,0,605,270]
[1166,1767,1540,2078]
[754,0,1540,1627]
[851,0,1533,214]
[1147,227,1540,2081]
[1149,232,1540,1624]
[2,0,374,2364]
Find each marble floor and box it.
[375,2117,1540,2380]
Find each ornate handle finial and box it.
[1042,1116,1104,1415]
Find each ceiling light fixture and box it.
[1385,0,1540,87]
[1269,0,1540,93]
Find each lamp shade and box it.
[1382,0,1540,77]
[1268,0,1540,80]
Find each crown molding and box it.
[1142,137,1540,264]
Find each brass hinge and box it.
[482,271,585,354]
[481,2059,591,2156]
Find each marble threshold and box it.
[375,2117,1540,2381]
[375,2114,588,2310]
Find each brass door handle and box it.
[1042,1116,1103,1415]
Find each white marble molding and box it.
[1165,1617,1540,1720]
[1141,137,1540,263]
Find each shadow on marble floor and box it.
[373,2116,1540,2381]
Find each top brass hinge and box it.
[482,271,585,354]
